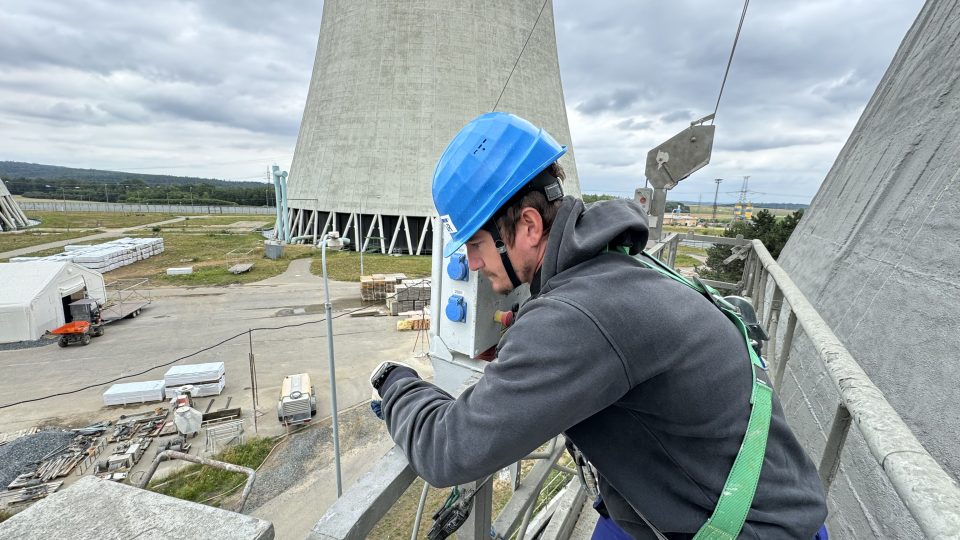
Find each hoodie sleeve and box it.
[381,295,633,487]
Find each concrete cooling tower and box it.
[285,0,580,253]
[0,178,30,231]
[775,1,960,537]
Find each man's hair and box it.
[495,162,565,245]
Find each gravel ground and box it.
[0,336,57,352]
[245,403,390,511]
[0,429,76,489]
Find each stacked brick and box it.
[386,279,431,316]
[359,273,407,301]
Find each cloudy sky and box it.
[0,0,924,203]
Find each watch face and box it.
[374,364,394,390]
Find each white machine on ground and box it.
[277,373,317,425]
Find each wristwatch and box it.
[370,362,402,392]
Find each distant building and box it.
[662,213,699,227]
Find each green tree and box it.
[698,209,804,283]
[582,193,621,204]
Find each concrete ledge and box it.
[308,446,415,540]
[0,476,274,539]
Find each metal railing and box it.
[742,239,960,539]
[137,450,258,513]
[308,234,960,540]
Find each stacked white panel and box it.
[102,380,166,406]
[163,362,226,398]
[10,237,164,272]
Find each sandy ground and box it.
[0,256,432,534]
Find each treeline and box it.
[0,161,266,188]
[582,193,690,212]
[5,177,276,207]
[699,209,805,282]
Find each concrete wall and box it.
[775,1,960,537]
[287,0,580,217]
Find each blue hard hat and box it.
[433,112,567,257]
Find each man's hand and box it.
[369,361,420,398]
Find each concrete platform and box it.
[0,476,273,539]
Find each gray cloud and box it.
[576,87,648,115]
[660,110,693,123]
[555,0,924,201]
[0,0,927,199]
[616,118,653,131]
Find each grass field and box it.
[105,231,314,286]
[674,254,702,268]
[161,215,272,228]
[0,230,105,255]
[663,225,727,236]
[28,211,177,229]
[1,210,274,266]
[310,251,432,282]
[684,204,798,219]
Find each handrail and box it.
[749,239,960,538]
[307,235,960,540]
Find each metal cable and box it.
[492,0,551,112]
[0,304,376,410]
[711,0,751,124]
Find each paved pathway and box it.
[0,217,186,259]
[252,257,325,286]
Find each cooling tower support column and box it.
[286,0,580,255]
[0,178,30,231]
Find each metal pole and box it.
[249,330,258,435]
[712,178,722,223]
[321,236,344,497]
[411,482,430,540]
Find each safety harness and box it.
[595,247,774,540]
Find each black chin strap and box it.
[481,170,563,291]
[482,220,523,290]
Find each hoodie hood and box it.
[537,197,649,294]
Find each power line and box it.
[0,304,376,410]
[711,0,751,123]
[492,0,551,112]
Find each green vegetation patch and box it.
[677,245,707,257]
[108,231,314,286]
[0,230,104,255]
[149,437,275,507]
[29,211,176,229]
[663,225,727,236]
[164,215,272,228]
[310,251,432,282]
[674,254,702,268]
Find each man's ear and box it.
[517,207,545,248]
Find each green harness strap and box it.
[629,250,774,539]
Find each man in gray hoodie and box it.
[371,112,827,539]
